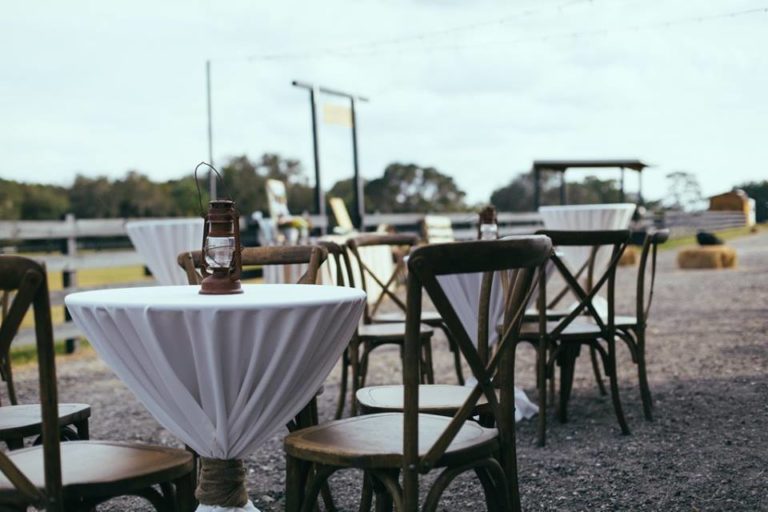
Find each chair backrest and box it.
[636,229,669,324]
[316,241,356,288]
[178,245,328,286]
[536,230,630,338]
[422,215,455,244]
[265,179,290,222]
[346,234,419,323]
[401,236,552,504]
[0,256,63,510]
[328,197,355,234]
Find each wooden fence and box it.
[0,209,748,345]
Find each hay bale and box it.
[677,246,737,269]
[619,246,638,266]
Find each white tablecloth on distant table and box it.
[538,203,635,273]
[126,218,203,285]
[437,272,538,422]
[264,236,395,306]
[66,284,365,512]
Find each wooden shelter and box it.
[532,159,649,209]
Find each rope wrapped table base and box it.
[196,458,258,511]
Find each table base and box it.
[197,500,259,512]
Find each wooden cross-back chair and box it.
[519,229,631,446]
[347,234,464,385]
[284,236,552,512]
[613,228,669,421]
[0,260,91,451]
[317,240,435,417]
[0,256,195,512]
[177,245,326,286]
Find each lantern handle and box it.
[193,162,232,217]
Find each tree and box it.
[491,171,623,211]
[20,184,70,220]
[665,171,703,211]
[339,163,466,214]
[69,175,118,218]
[0,179,23,220]
[220,154,315,215]
[739,180,768,223]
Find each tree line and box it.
[1,155,765,221]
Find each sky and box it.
[1,0,766,205]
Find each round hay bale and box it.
[618,246,638,266]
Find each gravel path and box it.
[11,231,768,511]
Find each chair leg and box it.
[335,349,350,420]
[537,338,548,447]
[286,455,310,512]
[557,344,579,424]
[173,471,197,512]
[589,345,608,396]
[421,337,435,384]
[606,337,631,435]
[350,340,362,416]
[74,419,90,440]
[442,325,465,385]
[359,473,374,512]
[636,327,654,421]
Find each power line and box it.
[245,5,768,62]
[245,0,597,62]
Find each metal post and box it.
[559,172,566,205]
[533,167,540,210]
[309,87,325,226]
[620,167,626,203]
[62,214,78,354]
[206,60,217,200]
[638,171,644,206]
[350,97,364,230]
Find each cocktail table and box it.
[125,218,203,285]
[66,284,365,511]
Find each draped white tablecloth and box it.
[538,203,635,273]
[264,235,396,305]
[126,218,204,285]
[436,272,538,422]
[66,284,365,512]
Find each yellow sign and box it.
[322,103,353,127]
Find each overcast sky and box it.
[2,0,766,205]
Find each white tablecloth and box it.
[66,284,365,512]
[253,240,394,305]
[126,218,204,285]
[437,272,538,422]
[539,203,635,275]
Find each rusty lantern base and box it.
[199,271,243,295]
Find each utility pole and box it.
[206,59,216,200]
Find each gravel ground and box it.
[11,231,768,511]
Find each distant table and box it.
[66,284,365,512]
[539,203,635,274]
[125,218,203,285]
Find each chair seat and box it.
[519,315,639,340]
[356,385,490,416]
[0,403,91,439]
[0,441,193,501]
[284,413,498,469]
[523,307,571,320]
[358,322,433,341]
[372,310,443,326]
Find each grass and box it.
[659,224,766,251]
[10,339,92,368]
